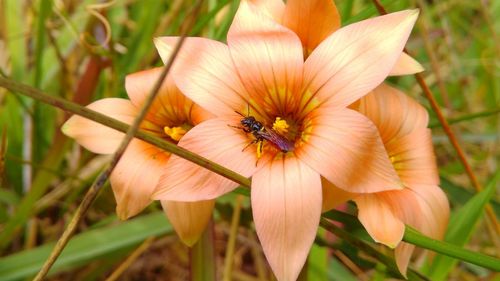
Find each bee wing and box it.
[260,128,294,152]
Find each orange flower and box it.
[62,68,214,246]
[351,84,449,275]
[251,0,424,73]
[253,1,447,274]
[153,1,418,280]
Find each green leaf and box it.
[308,229,328,281]
[0,212,172,281]
[422,172,500,280]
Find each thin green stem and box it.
[222,195,243,281]
[190,219,216,281]
[0,77,251,188]
[403,226,500,271]
[319,218,428,281]
[429,108,500,128]
[31,2,203,280]
[324,210,500,272]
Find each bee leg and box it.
[255,140,264,166]
[228,124,244,130]
[242,139,258,152]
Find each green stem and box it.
[222,195,243,281]
[31,2,204,280]
[0,76,251,189]
[429,108,500,128]
[191,219,216,281]
[319,218,428,281]
[403,226,500,271]
[324,210,500,272]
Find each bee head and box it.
[241,116,256,127]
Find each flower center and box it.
[272,117,289,135]
[163,126,187,141]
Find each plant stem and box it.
[403,226,500,271]
[222,195,244,281]
[428,108,500,128]
[0,77,251,188]
[31,2,203,280]
[191,219,217,281]
[319,218,428,281]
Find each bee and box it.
[231,109,294,159]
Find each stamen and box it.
[164,126,187,141]
[272,117,289,135]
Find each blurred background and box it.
[0,0,498,280]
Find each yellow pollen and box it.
[164,126,187,141]
[256,140,263,159]
[272,117,289,135]
[389,155,397,164]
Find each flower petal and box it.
[407,184,449,239]
[303,10,419,109]
[154,37,249,116]
[111,139,170,220]
[227,1,304,116]
[161,200,215,247]
[249,0,285,20]
[386,128,440,185]
[354,194,406,248]
[390,52,424,76]
[251,156,322,281]
[153,116,259,201]
[62,98,136,154]
[296,108,402,193]
[282,0,340,55]
[395,241,415,277]
[356,83,429,142]
[125,67,212,127]
[321,177,356,212]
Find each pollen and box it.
[256,141,263,159]
[272,117,289,135]
[164,126,187,141]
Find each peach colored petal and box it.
[395,241,415,277]
[303,10,419,109]
[125,67,212,126]
[161,199,215,247]
[321,177,356,212]
[227,1,303,116]
[386,128,439,185]
[154,37,249,116]
[391,184,449,275]
[390,52,424,76]
[356,84,429,143]
[153,116,260,201]
[249,0,285,20]
[407,184,449,239]
[282,0,340,55]
[296,108,402,193]
[62,98,136,154]
[111,139,170,220]
[354,194,405,248]
[374,185,447,275]
[251,156,322,281]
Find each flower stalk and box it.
[29,1,203,279]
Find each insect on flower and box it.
[230,108,294,160]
